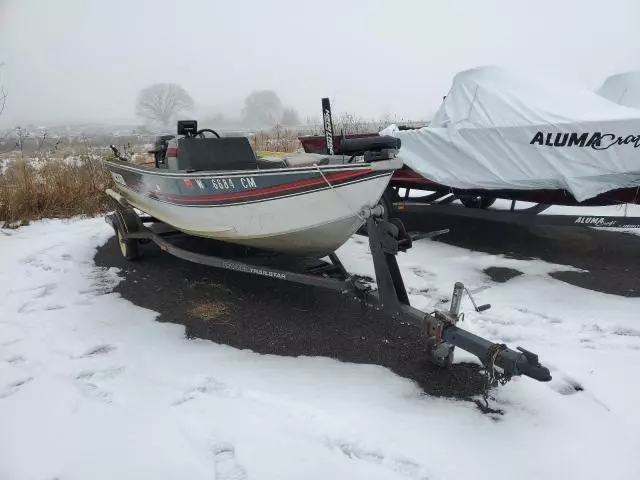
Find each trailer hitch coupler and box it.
[516,359,552,382]
[514,347,552,382]
[442,326,552,382]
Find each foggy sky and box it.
[1,0,639,127]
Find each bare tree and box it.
[15,127,28,158]
[135,83,194,128]
[336,112,368,135]
[242,90,283,127]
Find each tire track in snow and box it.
[212,443,249,480]
[172,376,240,406]
[0,376,34,399]
[326,439,431,480]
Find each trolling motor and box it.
[363,206,552,384]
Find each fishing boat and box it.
[103,120,402,258]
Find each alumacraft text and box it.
[530,132,640,150]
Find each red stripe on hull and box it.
[154,169,371,203]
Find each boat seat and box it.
[176,137,258,171]
[256,157,288,169]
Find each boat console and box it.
[161,119,261,171]
[143,120,402,173]
[176,137,258,171]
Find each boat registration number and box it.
[203,177,257,191]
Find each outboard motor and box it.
[148,134,175,168]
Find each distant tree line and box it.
[134,83,303,131]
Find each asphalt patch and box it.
[483,267,523,283]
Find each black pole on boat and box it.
[322,97,335,155]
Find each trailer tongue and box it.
[362,206,551,383]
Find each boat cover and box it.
[596,71,640,109]
[382,66,640,201]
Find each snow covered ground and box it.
[1,217,640,480]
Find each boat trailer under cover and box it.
[106,199,552,391]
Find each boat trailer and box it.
[387,182,640,229]
[105,190,551,391]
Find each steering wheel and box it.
[195,128,221,138]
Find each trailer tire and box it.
[114,209,141,261]
[117,227,140,260]
[459,195,496,209]
[380,188,396,220]
[356,189,395,235]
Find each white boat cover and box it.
[596,71,640,109]
[382,66,640,201]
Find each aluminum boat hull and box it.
[104,159,400,257]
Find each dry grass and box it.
[247,115,427,154]
[250,125,302,153]
[0,155,114,225]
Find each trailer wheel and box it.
[380,188,397,220]
[459,195,496,209]
[114,209,141,261]
[117,227,140,260]
[356,189,396,235]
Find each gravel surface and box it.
[94,213,639,405]
[94,236,488,400]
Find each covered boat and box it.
[382,66,640,202]
[596,71,640,109]
[103,120,402,258]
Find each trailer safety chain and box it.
[482,343,512,407]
